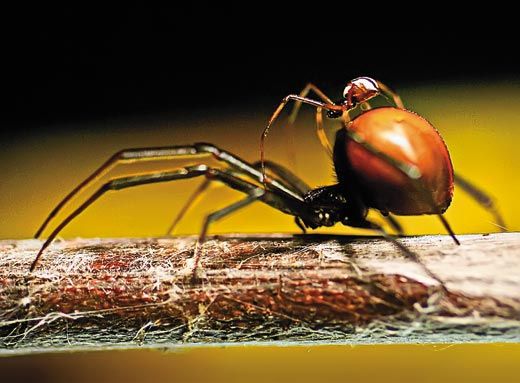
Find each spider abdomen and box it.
[343,107,454,215]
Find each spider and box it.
[31,77,506,282]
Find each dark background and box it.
[4,6,519,136]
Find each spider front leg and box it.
[30,164,314,272]
[35,143,302,239]
[34,146,199,238]
[31,165,207,271]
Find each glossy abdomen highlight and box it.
[344,107,454,215]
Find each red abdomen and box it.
[345,107,454,215]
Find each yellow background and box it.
[1,82,519,382]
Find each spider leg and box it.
[192,189,265,278]
[294,217,307,234]
[454,173,507,231]
[253,160,311,194]
[374,80,405,109]
[35,143,302,239]
[287,83,334,125]
[261,95,342,184]
[383,214,404,235]
[164,178,212,236]
[165,159,311,236]
[315,106,336,155]
[284,84,334,166]
[31,165,315,272]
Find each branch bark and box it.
[1,233,519,354]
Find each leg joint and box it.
[194,142,221,155]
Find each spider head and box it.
[342,77,380,109]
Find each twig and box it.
[0,233,519,354]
